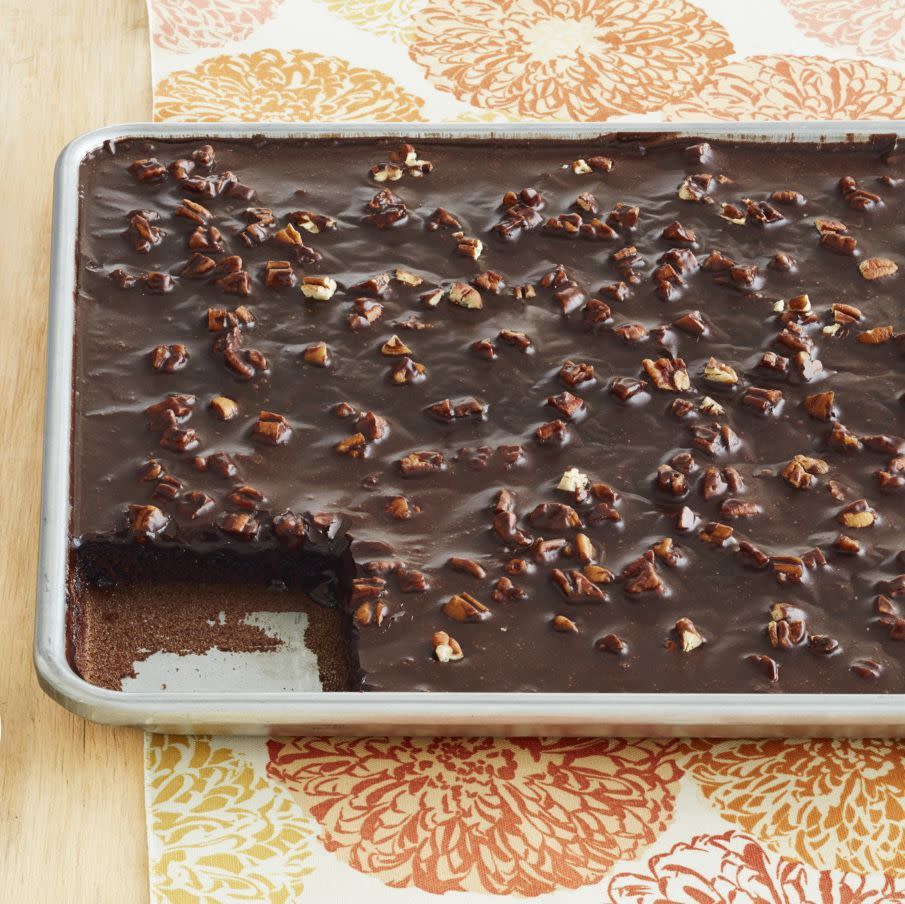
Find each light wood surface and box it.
[1,1,151,899]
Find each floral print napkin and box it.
[148,0,905,123]
[144,1,905,900]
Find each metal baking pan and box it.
[36,121,905,736]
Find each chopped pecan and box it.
[857,324,894,344]
[125,209,163,253]
[559,359,595,387]
[675,617,705,651]
[535,419,568,445]
[546,392,585,419]
[149,343,188,373]
[426,207,461,231]
[691,423,741,457]
[652,537,683,567]
[353,600,388,628]
[384,495,414,519]
[834,534,861,554]
[528,503,581,531]
[356,411,390,441]
[698,521,734,547]
[782,454,829,490]
[448,557,486,580]
[702,357,738,385]
[803,391,836,421]
[596,633,627,654]
[455,234,483,259]
[432,631,463,662]
[390,357,427,385]
[127,503,168,538]
[443,592,490,622]
[129,158,166,182]
[491,576,527,603]
[335,433,368,458]
[851,658,882,680]
[742,386,783,415]
[347,298,384,330]
[642,357,690,391]
[398,450,445,476]
[264,260,296,288]
[551,568,606,603]
[218,512,259,541]
[159,425,199,452]
[621,556,664,595]
[837,499,876,529]
[746,654,780,683]
[610,377,647,401]
[363,189,408,228]
[492,511,532,547]
[820,231,857,255]
[657,465,688,497]
[473,270,505,294]
[251,411,291,446]
[828,422,863,452]
[397,568,429,593]
[448,281,483,309]
[720,498,759,518]
[226,485,265,512]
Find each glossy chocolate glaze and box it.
[74,135,905,692]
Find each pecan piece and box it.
[384,495,414,519]
[742,386,783,415]
[432,631,463,662]
[803,391,836,421]
[218,512,259,541]
[398,450,445,476]
[535,420,568,445]
[390,357,427,385]
[551,568,606,603]
[491,576,527,603]
[746,654,780,683]
[546,391,585,419]
[675,618,704,652]
[857,325,894,344]
[149,344,188,373]
[252,411,292,445]
[837,499,876,529]
[127,504,168,538]
[559,359,595,387]
[448,557,486,580]
[642,357,690,391]
[448,281,483,309]
[443,592,490,623]
[128,158,166,182]
[528,503,581,531]
[621,556,664,595]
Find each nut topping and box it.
[443,593,490,622]
[675,618,704,652]
[252,411,292,445]
[432,631,463,662]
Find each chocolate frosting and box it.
[74,134,905,692]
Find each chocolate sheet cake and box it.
[71,133,905,692]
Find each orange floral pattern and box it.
[316,0,422,42]
[782,0,904,61]
[154,49,427,122]
[151,0,284,54]
[608,831,905,903]
[407,0,733,120]
[266,737,686,895]
[664,55,905,121]
[683,739,905,876]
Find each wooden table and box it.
[1,1,150,899]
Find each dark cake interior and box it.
[71,133,905,692]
